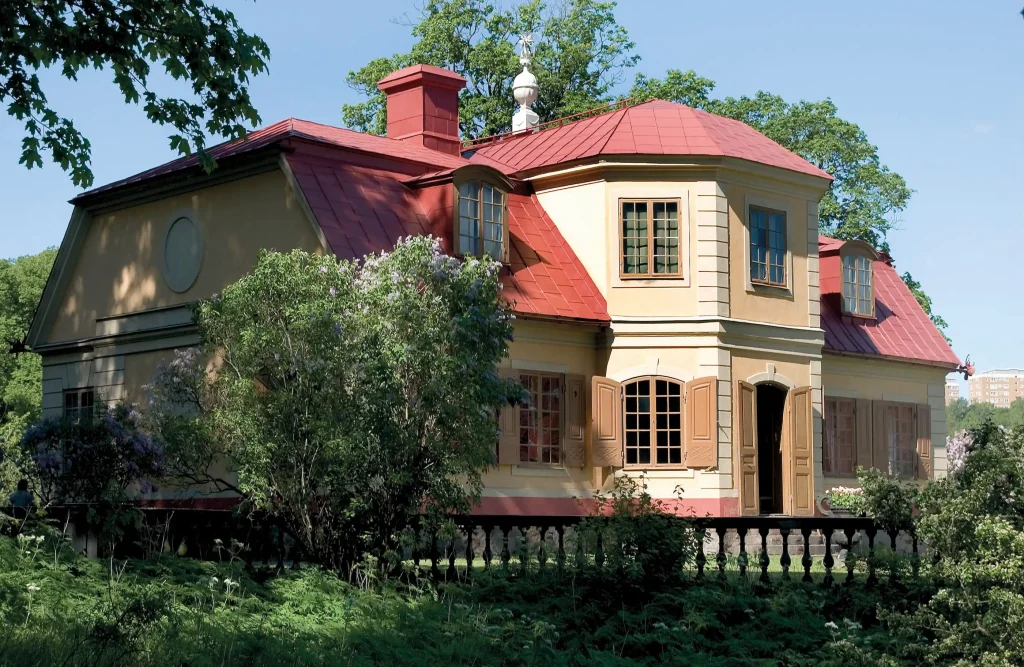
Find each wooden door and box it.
[735,381,758,516]
[788,386,815,516]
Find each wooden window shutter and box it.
[789,386,815,516]
[590,376,622,467]
[735,381,758,516]
[563,374,586,467]
[855,398,873,470]
[685,376,718,468]
[871,400,890,475]
[916,403,932,480]
[497,367,520,465]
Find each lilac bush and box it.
[945,428,972,475]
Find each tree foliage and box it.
[147,239,522,570]
[947,396,1024,433]
[342,0,639,139]
[0,248,56,490]
[1,0,270,187]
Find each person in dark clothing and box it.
[8,479,35,509]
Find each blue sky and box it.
[1,1,1020,383]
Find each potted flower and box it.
[822,486,865,517]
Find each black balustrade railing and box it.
[3,505,920,586]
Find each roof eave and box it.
[823,347,960,371]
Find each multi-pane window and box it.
[624,377,683,467]
[458,181,505,259]
[823,398,856,475]
[749,206,786,286]
[63,388,94,424]
[887,404,917,478]
[519,373,562,465]
[620,200,680,277]
[843,254,873,316]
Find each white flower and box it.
[26,583,40,593]
[825,621,839,631]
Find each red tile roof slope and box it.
[819,236,959,367]
[284,151,609,324]
[75,118,470,200]
[467,100,833,180]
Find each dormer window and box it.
[457,181,507,260]
[839,240,879,318]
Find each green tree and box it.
[0,248,56,491]
[947,396,970,432]
[2,0,270,188]
[147,239,522,570]
[342,0,639,139]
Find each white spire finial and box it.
[512,32,539,133]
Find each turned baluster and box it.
[822,528,835,588]
[446,533,457,580]
[464,524,475,579]
[595,529,605,568]
[430,530,441,581]
[575,527,586,568]
[844,527,857,586]
[737,527,749,578]
[695,528,707,580]
[758,527,771,584]
[716,526,727,580]
[912,532,920,578]
[500,524,512,572]
[537,525,549,571]
[482,524,494,570]
[801,527,813,583]
[887,529,900,581]
[556,525,567,572]
[779,528,791,580]
[866,526,877,586]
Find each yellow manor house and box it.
[27,63,961,518]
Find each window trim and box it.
[743,195,794,295]
[622,375,686,470]
[452,167,513,262]
[618,198,684,279]
[748,204,788,288]
[838,240,880,319]
[517,370,565,467]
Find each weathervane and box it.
[512,32,539,132]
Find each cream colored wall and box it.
[482,319,602,497]
[821,354,949,483]
[535,173,701,318]
[725,182,814,327]
[47,170,324,344]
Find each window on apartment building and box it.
[457,181,506,260]
[63,388,95,424]
[620,199,681,277]
[887,403,917,478]
[749,206,786,286]
[623,377,684,467]
[823,398,856,475]
[518,373,562,465]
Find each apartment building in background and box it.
[945,378,960,404]
[968,369,1024,406]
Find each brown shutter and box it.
[855,398,873,470]
[685,376,718,468]
[563,374,586,467]
[789,386,814,516]
[590,376,622,467]
[735,381,759,516]
[497,367,521,465]
[872,400,890,475]
[916,403,932,480]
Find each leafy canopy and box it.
[1,0,270,187]
[0,248,56,489]
[147,239,522,570]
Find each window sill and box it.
[512,464,569,477]
[614,276,689,288]
[746,282,793,298]
[617,468,695,479]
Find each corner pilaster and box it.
[696,181,729,317]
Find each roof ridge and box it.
[594,103,633,155]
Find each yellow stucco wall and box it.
[725,182,813,327]
[47,170,324,344]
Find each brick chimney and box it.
[377,65,466,156]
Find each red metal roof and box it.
[284,149,609,324]
[467,100,833,180]
[74,118,469,201]
[819,236,959,367]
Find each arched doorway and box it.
[755,383,787,515]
